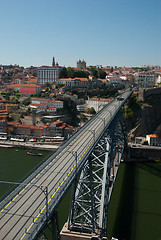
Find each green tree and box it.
[59,67,68,78]
[79,114,87,122]
[44,82,51,88]
[67,67,75,78]
[99,70,106,79]
[32,72,37,77]
[9,97,19,104]
[125,107,133,120]
[89,66,98,78]
[22,99,31,106]
[74,70,89,78]
[86,107,96,114]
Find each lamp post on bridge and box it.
[66,150,78,230]
[98,117,106,151]
[98,117,106,129]
[66,150,78,175]
[0,180,49,221]
[88,129,95,145]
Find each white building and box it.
[38,66,62,85]
[32,98,49,105]
[57,78,89,88]
[155,74,161,84]
[48,100,63,109]
[86,97,113,112]
[30,98,63,112]
[146,134,161,146]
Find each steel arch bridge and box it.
[67,111,127,239]
[0,90,131,240]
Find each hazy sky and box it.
[0,0,160,67]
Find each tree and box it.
[32,72,37,77]
[9,97,19,104]
[44,82,51,88]
[22,99,31,106]
[74,70,89,78]
[79,114,87,122]
[86,107,96,114]
[89,66,98,78]
[67,67,75,78]
[99,70,106,79]
[59,67,68,78]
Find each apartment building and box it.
[86,97,113,112]
[146,134,161,146]
[7,84,41,95]
[7,122,43,137]
[48,100,63,109]
[57,78,89,88]
[43,120,74,138]
[138,72,155,88]
[30,98,63,112]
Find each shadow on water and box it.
[137,161,161,178]
[109,163,136,240]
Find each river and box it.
[0,148,161,240]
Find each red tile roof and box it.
[7,122,43,129]
[32,98,49,101]
[7,84,40,88]
[147,134,160,138]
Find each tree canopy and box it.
[59,67,89,79]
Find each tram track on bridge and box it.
[0,91,131,240]
[0,109,112,239]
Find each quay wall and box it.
[127,145,161,162]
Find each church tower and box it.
[52,57,55,66]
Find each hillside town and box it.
[0,58,161,146]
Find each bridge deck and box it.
[0,91,131,240]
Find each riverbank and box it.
[0,140,62,151]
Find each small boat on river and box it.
[27,151,42,156]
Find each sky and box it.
[0,0,161,68]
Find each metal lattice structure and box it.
[0,90,132,240]
[68,110,127,238]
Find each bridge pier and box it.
[60,222,108,240]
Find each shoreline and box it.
[0,140,62,151]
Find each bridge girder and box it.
[67,110,127,238]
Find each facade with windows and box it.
[146,134,161,146]
[86,97,113,112]
[57,78,89,88]
[38,66,62,85]
[30,98,63,112]
[138,72,155,88]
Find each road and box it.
[0,91,131,240]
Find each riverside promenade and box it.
[0,140,61,151]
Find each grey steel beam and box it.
[68,109,128,238]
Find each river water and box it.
[0,148,161,240]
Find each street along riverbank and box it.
[0,140,62,151]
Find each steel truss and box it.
[68,110,127,238]
[38,211,60,240]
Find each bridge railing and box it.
[0,90,132,240]
[0,99,115,210]
[0,90,132,211]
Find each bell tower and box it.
[52,57,55,66]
